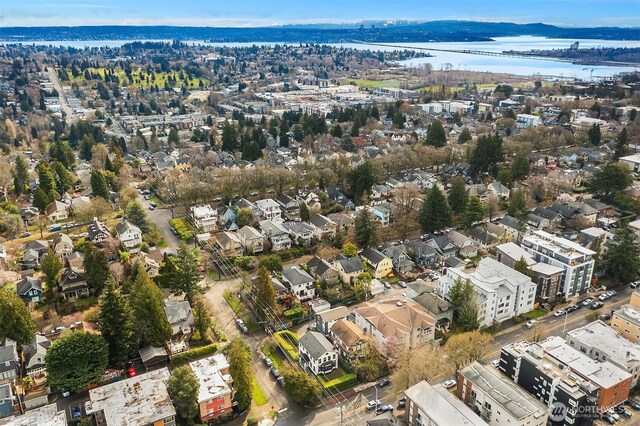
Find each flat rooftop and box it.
[0,404,66,426]
[523,230,595,261]
[89,368,176,426]
[614,304,640,325]
[189,354,232,404]
[567,320,640,369]
[404,380,486,426]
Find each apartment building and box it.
[437,257,536,328]
[521,231,595,298]
[404,380,486,426]
[189,354,234,422]
[458,362,548,426]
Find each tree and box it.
[45,332,108,392]
[497,165,513,188]
[470,134,504,178]
[192,297,213,341]
[84,244,110,295]
[36,161,57,195]
[418,185,453,233]
[125,201,150,233]
[426,120,446,147]
[348,162,375,202]
[0,287,36,345]
[448,177,468,215]
[280,365,321,406]
[444,331,493,373]
[41,249,62,298]
[299,202,310,222]
[507,190,528,219]
[259,254,282,272]
[591,235,603,267]
[484,195,500,222]
[90,169,110,200]
[614,128,628,160]
[463,196,485,229]
[391,344,448,391]
[604,223,640,284]
[129,267,172,347]
[32,187,51,212]
[342,242,358,257]
[447,278,479,331]
[221,120,237,152]
[511,152,530,181]
[167,366,199,423]
[12,155,29,195]
[354,207,379,248]
[227,338,253,411]
[458,127,472,144]
[514,256,534,278]
[73,197,112,223]
[587,123,601,146]
[254,267,277,322]
[99,279,135,366]
[169,244,203,303]
[351,338,388,382]
[235,207,255,228]
[589,163,632,202]
[168,128,180,146]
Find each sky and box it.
[1,0,639,27]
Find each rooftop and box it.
[354,299,435,340]
[614,304,640,325]
[189,354,233,404]
[0,403,66,426]
[404,380,486,426]
[89,368,176,426]
[523,230,595,261]
[299,330,335,359]
[567,320,640,369]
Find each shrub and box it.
[247,417,258,426]
[274,330,299,361]
[170,218,193,242]
[234,256,252,269]
[172,343,217,366]
[318,372,358,393]
[140,242,150,253]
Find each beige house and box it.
[330,319,366,361]
[360,247,393,279]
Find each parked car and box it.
[602,412,616,425]
[525,320,538,329]
[19,232,31,238]
[62,390,71,398]
[126,361,136,378]
[376,405,394,415]
[581,298,594,306]
[84,401,93,414]
[149,201,157,208]
[442,379,456,389]
[627,399,640,410]
[262,356,273,368]
[398,281,407,288]
[491,359,500,367]
[71,407,81,419]
[269,367,281,379]
[276,376,285,386]
[366,400,381,411]
[397,398,406,409]
[144,195,150,200]
[607,409,620,421]
[631,282,640,289]
[598,293,609,301]
[236,318,249,333]
[148,205,155,210]
[553,309,566,317]
[608,290,617,297]
[383,281,391,289]
[591,302,604,310]
[377,378,390,387]
[614,405,632,418]
[600,313,612,321]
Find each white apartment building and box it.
[521,230,595,298]
[516,113,541,128]
[437,257,537,328]
[190,205,218,232]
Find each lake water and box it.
[3,36,639,79]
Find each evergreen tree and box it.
[418,185,453,233]
[129,266,172,347]
[470,134,504,178]
[279,120,290,147]
[52,161,74,193]
[167,127,180,146]
[507,190,528,219]
[457,127,472,144]
[98,279,135,366]
[0,286,36,345]
[32,187,51,212]
[614,128,628,160]
[125,201,150,233]
[354,207,379,248]
[447,177,468,214]
[447,278,479,331]
[192,298,212,341]
[330,124,343,138]
[426,120,446,147]
[254,267,277,321]
[227,338,254,411]
[497,165,513,188]
[169,244,202,303]
[41,249,62,299]
[514,257,534,278]
[511,152,530,181]
[36,161,57,194]
[299,202,310,222]
[90,169,110,200]
[221,121,237,152]
[589,163,632,202]
[167,366,200,423]
[12,155,29,195]
[463,196,485,229]
[348,162,376,202]
[588,123,601,146]
[392,111,405,129]
[605,223,640,284]
[84,244,110,295]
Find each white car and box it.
[553,309,566,317]
[525,320,538,329]
[491,359,500,367]
[84,401,93,414]
[366,400,381,410]
[598,294,608,301]
[442,379,456,389]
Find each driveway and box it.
[135,192,180,253]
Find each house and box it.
[190,205,218,232]
[89,368,176,426]
[315,306,349,335]
[425,236,457,260]
[255,199,282,222]
[23,334,51,379]
[353,299,436,355]
[276,194,300,219]
[164,300,194,336]
[412,291,455,331]
[447,231,478,258]
[567,320,640,387]
[136,252,160,277]
[327,212,354,230]
[87,217,112,247]
[458,362,548,426]
[115,220,142,248]
[189,354,234,422]
[21,240,49,269]
[371,204,392,227]
[360,247,393,279]
[0,339,19,385]
[330,319,366,361]
[282,222,315,246]
[16,276,42,306]
[52,233,73,259]
[139,345,169,370]
[326,187,355,211]
[235,197,260,217]
[522,230,595,298]
[333,254,365,285]
[526,213,549,230]
[259,220,291,251]
[298,331,338,375]
[237,226,264,254]
[217,206,237,227]
[215,231,242,255]
[404,380,486,426]
[380,243,415,275]
[66,251,84,270]
[468,227,499,248]
[309,214,338,240]
[437,258,537,328]
[498,215,526,241]
[0,383,13,419]
[487,181,510,199]
[307,256,340,285]
[531,207,563,228]
[58,267,89,300]
[45,200,68,222]
[281,266,315,301]
[404,240,438,267]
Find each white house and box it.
[516,113,541,128]
[115,220,143,248]
[190,205,218,232]
[437,257,537,328]
[259,220,291,251]
[298,330,338,375]
[237,225,264,254]
[281,266,315,301]
[255,199,282,222]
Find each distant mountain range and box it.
[1,21,638,43]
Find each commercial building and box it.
[458,362,548,426]
[404,380,486,426]
[521,231,595,298]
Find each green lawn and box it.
[261,344,287,369]
[58,67,210,89]
[317,367,358,392]
[342,78,401,89]
[523,307,547,320]
[251,380,268,407]
[149,195,165,208]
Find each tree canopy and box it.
[470,134,504,178]
[168,244,203,303]
[418,185,453,233]
[348,162,376,203]
[426,120,446,147]
[589,163,632,202]
[129,266,173,347]
[447,177,468,215]
[167,366,200,423]
[354,207,379,248]
[227,338,253,411]
[605,223,640,284]
[98,279,135,366]
[0,286,36,346]
[280,365,321,406]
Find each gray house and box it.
[23,334,51,378]
[0,339,19,385]
[164,300,194,337]
[315,306,349,334]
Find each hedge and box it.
[172,343,217,365]
[319,372,358,393]
[274,330,299,361]
[169,218,193,242]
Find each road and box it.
[47,68,75,121]
[136,193,181,253]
